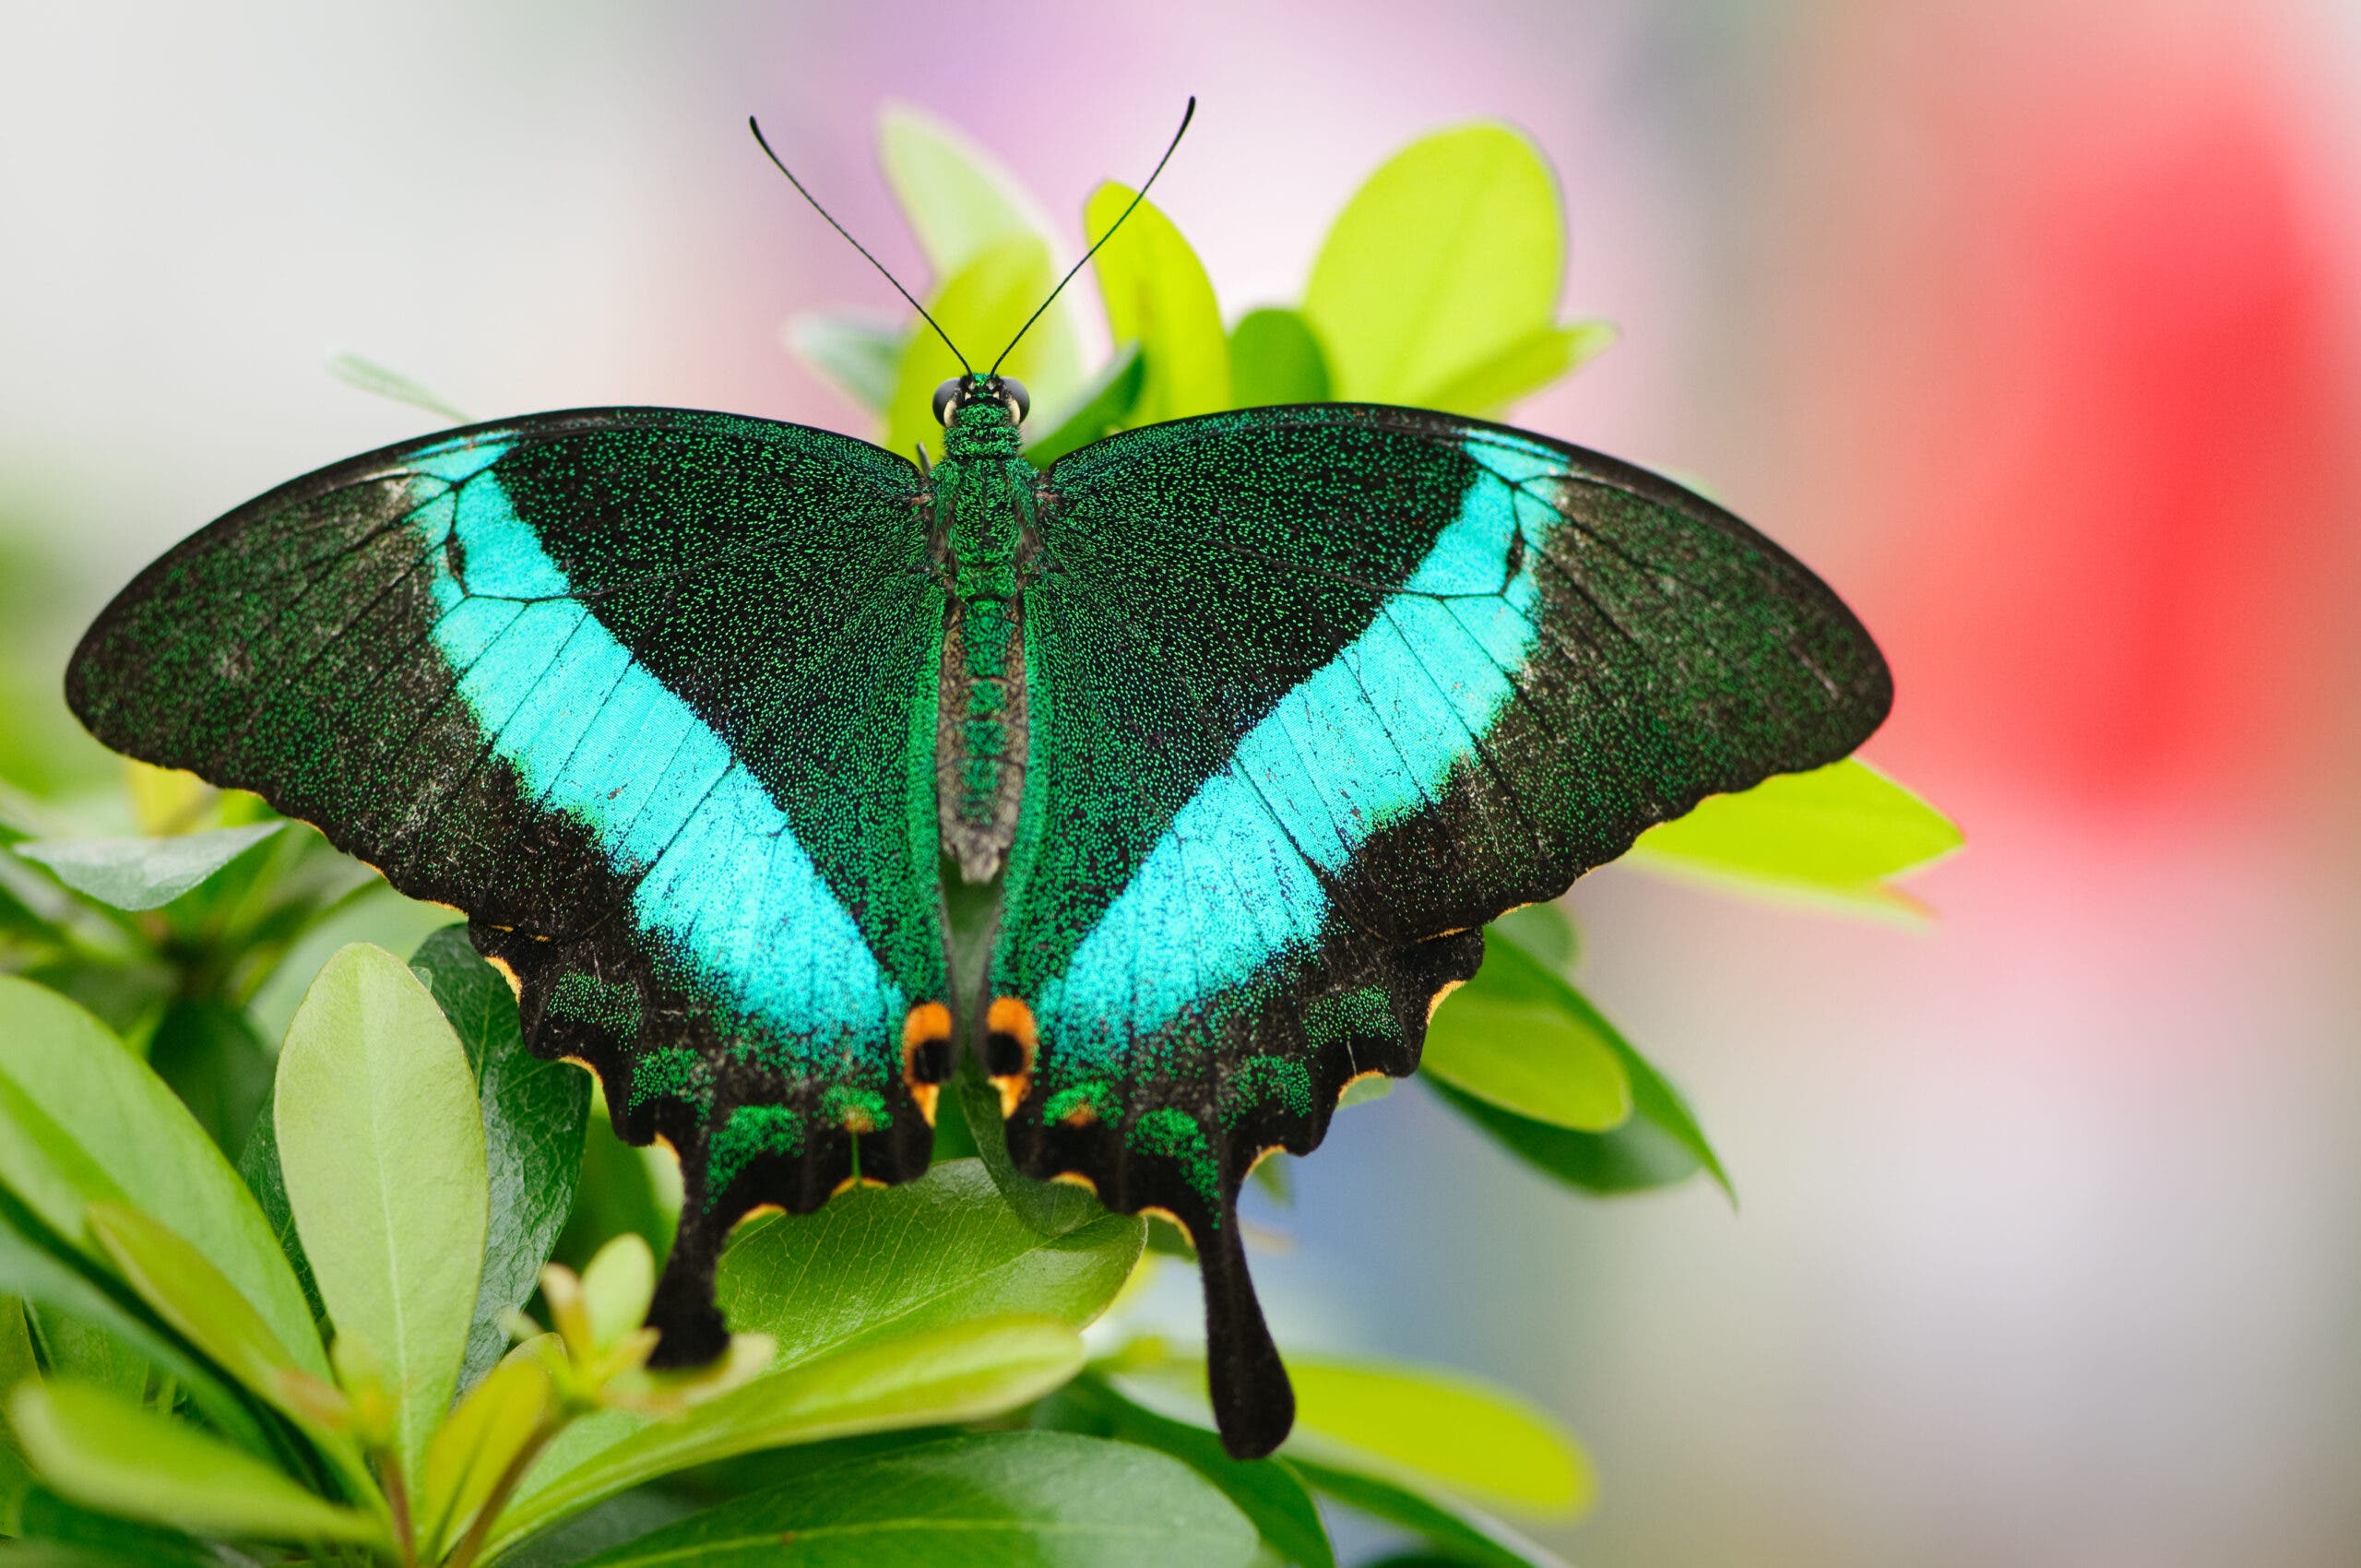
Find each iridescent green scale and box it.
[66,383,1888,1457]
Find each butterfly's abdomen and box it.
[938,593,1026,882]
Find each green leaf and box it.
[232,1098,324,1326]
[1422,935,1630,1132]
[1228,307,1332,406]
[144,1002,272,1155]
[1050,1377,1334,1568]
[275,944,488,1488]
[1304,125,1565,408]
[420,1349,551,1559]
[789,313,906,415]
[718,1158,1141,1367]
[883,237,1077,469]
[1085,184,1229,423]
[1624,759,1963,916]
[1290,1457,1570,1568]
[326,350,470,423]
[1427,973,1730,1201]
[7,1380,382,1546]
[1416,320,1616,420]
[489,1315,1086,1557]
[0,979,321,1376]
[574,1431,1258,1568]
[1486,902,1576,974]
[879,105,1066,281]
[409,926,590,1391]
[10,824,282,912]
[1023,341,1145,469]
[1114,1354,1590,1519]
[11,1485,223,1568]
[552,1107,678,1272]
[957,1059,1108,1237]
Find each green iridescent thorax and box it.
[931,400,1038,885]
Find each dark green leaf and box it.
[1228,308,1331,406]
[144,1003,271,1155]
[1024,342,1145,469]
[958,1056,1109,1237]
[409,926,590,1391]
[572,1431,1258,1568]
[10,825,281,912]
[11,1487,222,1568]
[1047,1377,1334,1568]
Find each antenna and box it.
[749,116,972,375]
[991,97,1196,376]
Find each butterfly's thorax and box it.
[931,403,1039,883]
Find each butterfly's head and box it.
[932,374,1029,429]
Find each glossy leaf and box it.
[275,943,487,1488]
[1305,125,1564,407]
[144,1002,271,1155]
[957,1059,1109,1236]
[1290,1456,1570,1568]
[1422,935,1630,1132]
[1050,1376,1334,1568]
[0,978,320,1374]
[1229,307,1331,407]
[574,1431,1257,1568]
[421,1350,552,1559]
[1626,758,1963,915]
[489,1315,1086,1557]
[1024,340,1145,469]
[409,925,589,1391]
[1086,184,1229,422]
[718,1158,1144,1367]
[883,238,1076,470]
[10,824,281,912]
[1418,320,1616,419]
[7,1380,382,1546]
[880,105,1066,282]
[789,313,905,415]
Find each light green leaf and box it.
[409,926,589,1391]
[1053,1376,1335,1568]
[1417,320,1616,419]
[880,105,1066,281]
[489,1315,1086,1557]
[1290,1456,1571,1568]
[275,944,487,1489]
[1114,1353,1592,1520]
[1305,124,1564,407]
[325,350,470,424]
[421,1348,551,1559]
[1085,184,1228,423]
[573,1430,1257,1568]
[718,1158,1144,1367]
[1228,307,1331,407]
[1023,341,1145,469]
[11,824,281,912]
[789,313,906,414]
[1487,902,1576,975]
[1422,936,1629,1132]
[0,979,321,1376]
[7,1380,382,1547]
[1625,758,1962,915]
[883,238,1078,469]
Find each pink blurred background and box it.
[6,3,2358,1562]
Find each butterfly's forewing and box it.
[66,409,949,1358]
[997,403,1892,1454]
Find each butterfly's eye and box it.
[931,378,964,426]
[998,377,1030,423]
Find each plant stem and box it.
[443,1418,562,1568]
[379,1454,419,1568]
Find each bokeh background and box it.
[6,3,2359,1563]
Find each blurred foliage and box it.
[0,108,1961,1565]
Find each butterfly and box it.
[63,103,1890,1459]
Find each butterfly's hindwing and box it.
[66,409,950,1356]
[994,402,1892,1454]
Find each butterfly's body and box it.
[931,403,1038,883]
[68,382,1889,1457]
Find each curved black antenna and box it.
[749,115,971,375]
[991,96,1196,376]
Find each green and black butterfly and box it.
[64,104,1889,1459]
